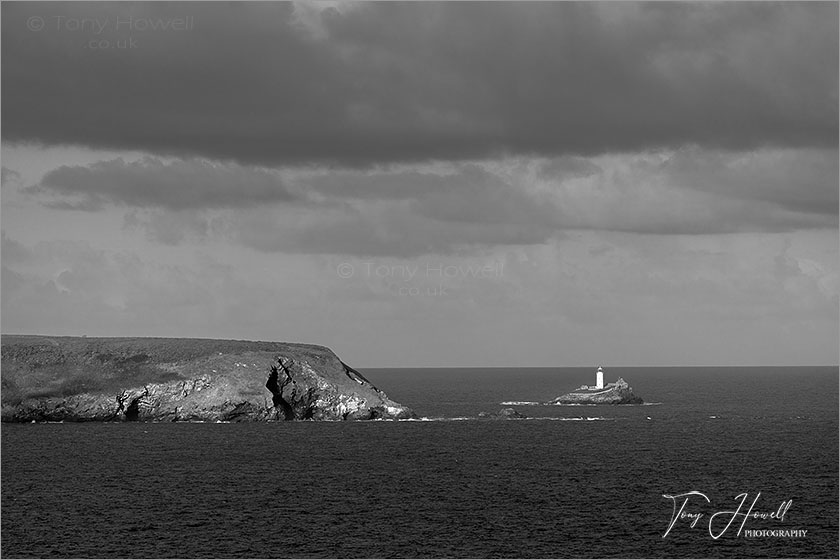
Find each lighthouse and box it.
[595,366,604,389]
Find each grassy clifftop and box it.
[1,335,334,405]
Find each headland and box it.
[1,335,414,422]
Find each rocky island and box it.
[478,407,528,419]
[1,335,414,422]
[550,367,643,405]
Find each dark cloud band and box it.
[2,2,837,166]
[30,157,300,210]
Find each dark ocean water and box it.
[2,367,838,558]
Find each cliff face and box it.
[1,336,414,422]
[550,377,643,405]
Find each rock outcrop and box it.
[0,335,414,422]
[478,407,527,419]
[550,377,643,405]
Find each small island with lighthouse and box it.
[550,366,644,405]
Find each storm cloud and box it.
[2,2,836,166]
[38,147,833,257]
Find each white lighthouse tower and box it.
[595,366,604,389]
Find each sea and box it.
[2,366,838,558]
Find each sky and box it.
[1,1,838,367]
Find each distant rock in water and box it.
[550,377,643,405]
[1,335,414,422]
[478,407,527,419]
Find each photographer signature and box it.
[662,491,793,539]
